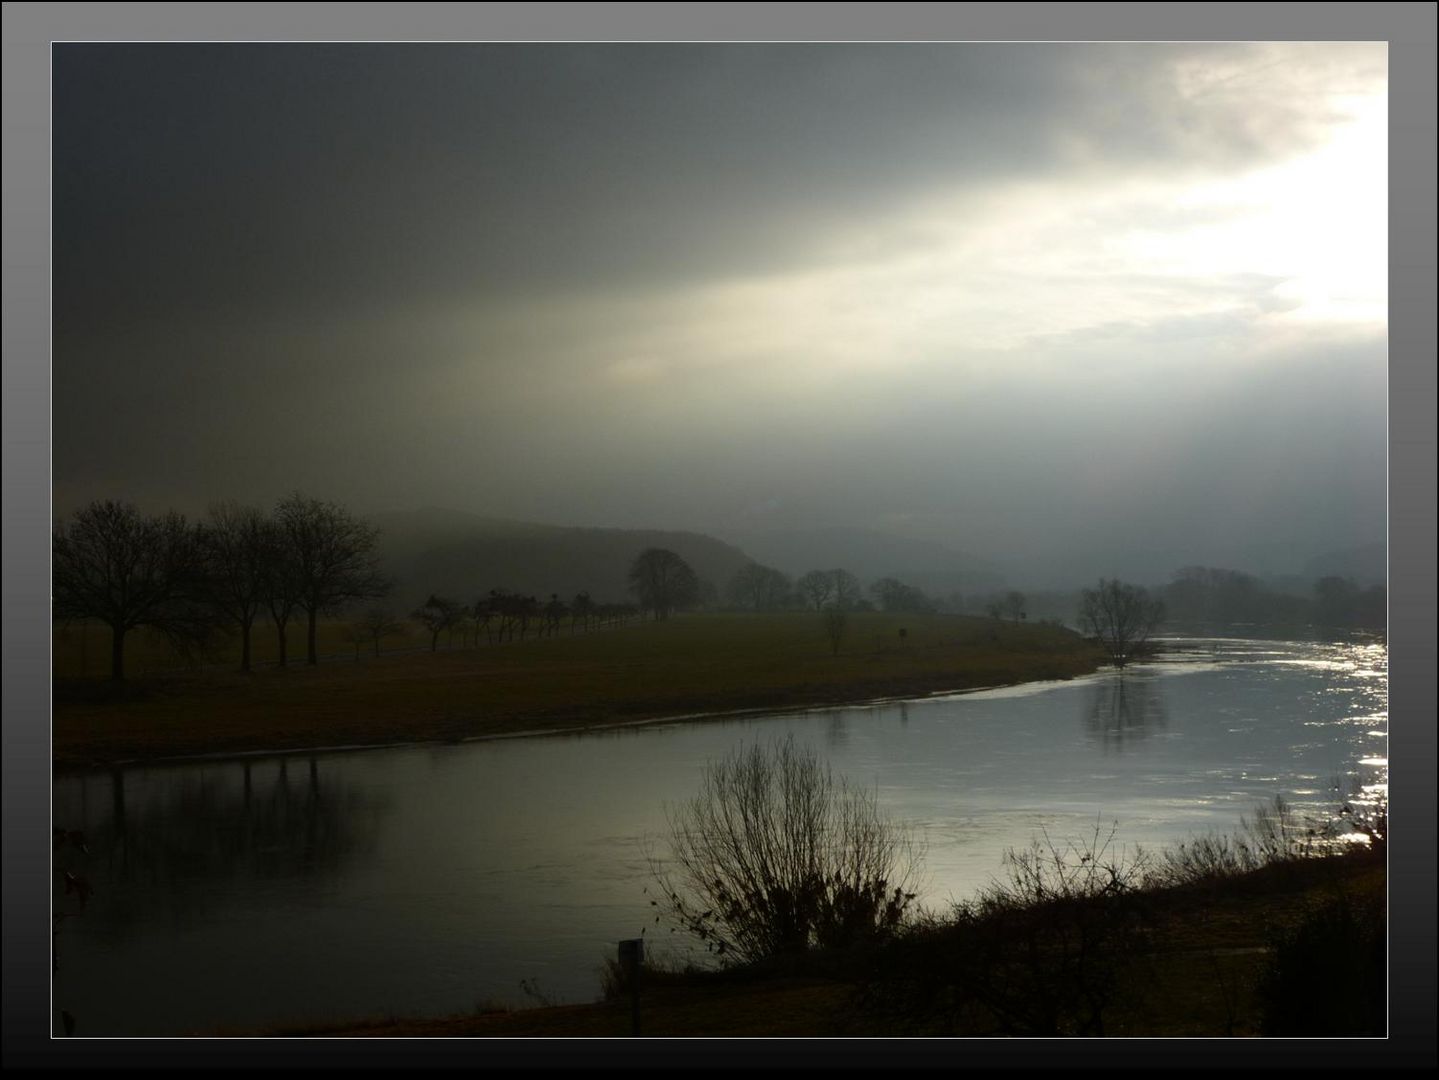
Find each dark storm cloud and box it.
[53,41,1341,330]
[51,42,1387,585]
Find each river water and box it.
[50,635,1387,1036]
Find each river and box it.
[50,634,1387,1035]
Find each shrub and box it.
[1151,794,1365,889]
[858,823,1152,1036]
[651,735,922,966]
[947,824,1153,1035]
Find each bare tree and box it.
[871,577,933,614]
[727,562,792,611]
[453,611,478,648]
[1003,590,1027,622]
[275,493,390,665]
[822,605,849,657]
[827,568,864,611]
[652,735,922,965]
[570,591,593,633]
[485,589,519,642]
[797,570,836,611]
[542,594,568,636]
[515,594,540,640]
[358,608,405,657]
[1079,578,1165,669]
[261,529,302,669]
[340,619,369,661]
[52,500,213,681]
[627,548,699,621]
[411,594,465,652]
[203,501,273,672]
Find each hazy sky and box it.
[52,42,1387,585]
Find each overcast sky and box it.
[52,42,1387,585]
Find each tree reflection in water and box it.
[1082,673,1168,753]
[62,757,390,936]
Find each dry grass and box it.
[53,612,1101,768]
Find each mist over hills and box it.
[1299,542,1386,588]
[716,526,1007,597]
[371,507,755,612]
[368,508,1385,617]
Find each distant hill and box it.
[716,526,1006,596]
[370,508,757,612]
[1300,542,1386,588]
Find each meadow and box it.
[52,612,1102,768]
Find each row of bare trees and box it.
[399,590,641,654]
[53,494,389,680]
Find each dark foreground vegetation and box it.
[259,827,1384,1038]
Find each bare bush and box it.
[865,822,1153,1036]
[1150,795,1340,888]
[651,736,922,966]
[963,823,1155,1032]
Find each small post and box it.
[618,938,643,1036]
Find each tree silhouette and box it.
[411,594,465,652]
[571,591,593,633]
[826,568,864,611]
[274,493,390,665]
[543,594,568,637]
[1079,578,1165,669]
[627,548,699,621]
[260,524,302,669]
[822,605,849,656]
[203,501,274,672]
[870,577,933,614]
[728,562,792,611]
[52,500,212,681]
[653,736,921,964]
[797,570,836,611]
[515,594,540,640]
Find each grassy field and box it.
[52,615,441,679]
[249,846,1385,1038]
[52,612,1102,769]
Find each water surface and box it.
[51,635,1387,1035]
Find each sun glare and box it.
[1153,89,1388,327]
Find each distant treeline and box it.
[54,493,1385,684]
[958,567,1385,633]
[715,560,1386,633]
[1158,566,1385,632]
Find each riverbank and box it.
[53,612,1104,769]
[251,845,1385,1038]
